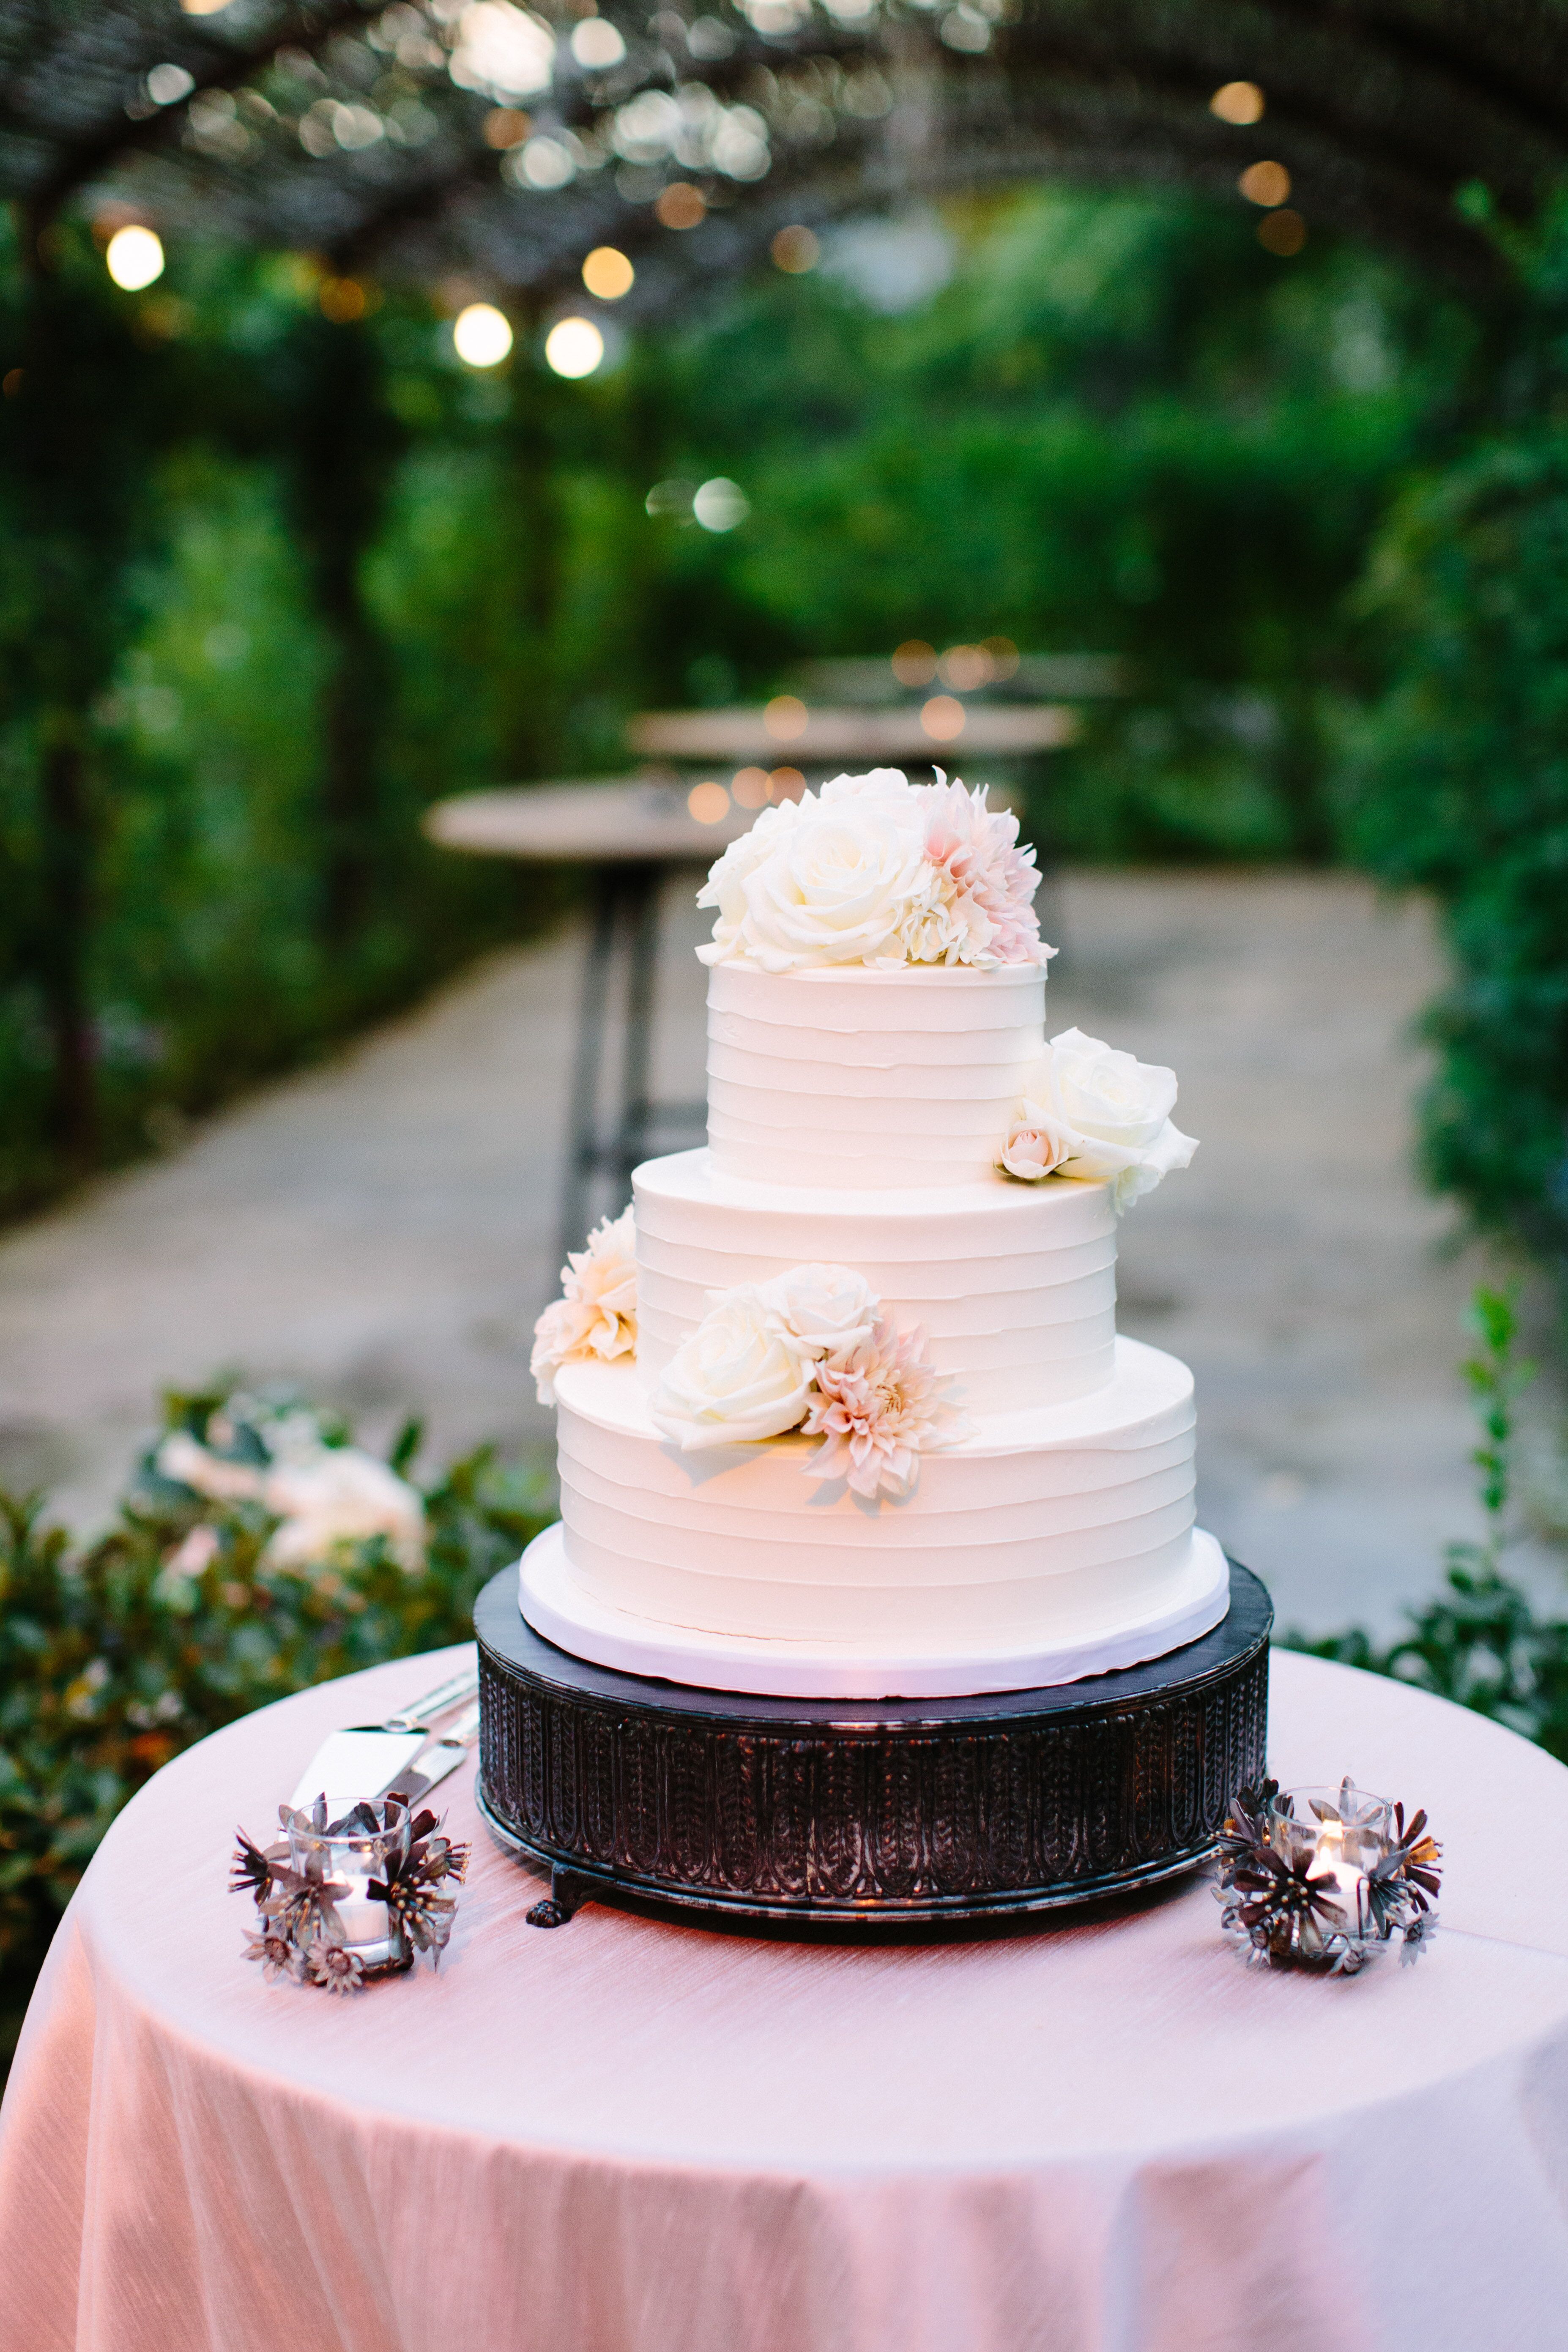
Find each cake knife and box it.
[383,1700,481,1805]
[287,1662,479,1814]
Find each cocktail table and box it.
[4,1642,1567,2351]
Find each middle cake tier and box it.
[633,1147,1119,1414]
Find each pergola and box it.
[6,0,1568,312]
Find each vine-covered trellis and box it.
[7,0,1568,309]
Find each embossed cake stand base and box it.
[474,1562,1271,1940]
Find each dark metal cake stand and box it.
[474,1562,1271,1941]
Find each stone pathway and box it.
[0,870,1543,1637]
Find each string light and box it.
[582,246,634,299]
[687,781,731,822]
[105,226,164,289]
[654,182,706,231]
[771,225,820,274]
[892,640,937,686]
[1238,160,1291,208]
[1210,80,1264,124]
[921,695,966,742]
[692,478,748,531]
[544,316,604,377]
[453,302,514,365]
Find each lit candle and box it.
[1309,1819,1366,1939]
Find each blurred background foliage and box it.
[0,1391,549,2059]
[1,173,1566,1282]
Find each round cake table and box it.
[5,1642,1568,2352]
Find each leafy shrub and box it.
[1294,1286,1568,1759]
[0,1389,549,2062]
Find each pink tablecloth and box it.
[4,1645,1568,2352]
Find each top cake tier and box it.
[706,960,1045,1190]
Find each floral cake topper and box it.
[998,1027,1198,1212]
[697,768,1056,972]
[650,1263,968,1500]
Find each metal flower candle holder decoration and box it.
[230,1793,468,1993]
[1215,1777,1441,1974]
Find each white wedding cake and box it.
[520,769,1229,1698]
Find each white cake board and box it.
[516,1522,1233,1700]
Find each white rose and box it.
[818,767,917,809]
[261,1447,427,1573]
[1008,1027,1198,1210]
[1048,1027,1178,1147]
[155,1430,265,1504]
[650,1287,816,1450]
[757,1263,880,1362]
[725,798,929,972]
[695,796,808,965]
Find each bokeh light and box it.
[769,767,806,801]
[484,107,530,148]
[693,477,748,531]
[570,16,626,66]
[646,478,695,519]
[319,276,367,323]
[763,694,808,741]
[772,225,821,274]
[892,639,937,686]
[453,302,514,366]
[921,694,966,742]
[544,316,605,377]
[1238,160,1291,208]
[1210,80,1264,124]
[687,780,731,823]
[1259,209,1308,256]
[583,246,635,300]
[732,767,770,808]
[655,182,706,231]
[982,634,1020,678]
[146,63,194,104]
[939,643,993,690]
[105,227,164,290]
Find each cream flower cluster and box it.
[530,1206,638,1404]
[997,1027,1198,1212]
[650,1262,967,1500]
[697,768,1054,973]
[156,1413,426,1574]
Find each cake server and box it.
[288,1662,479,1813]
[382,1700,481,1805]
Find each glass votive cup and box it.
[1267,1783,1394,1955]
[285,1798,414,1979]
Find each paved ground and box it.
[0,868,1547,1638]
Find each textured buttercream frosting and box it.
[523,946,1222,1696]
[706,958,1045,1189]
[549,1337,1198,1649]
[634,1149,1116,1413]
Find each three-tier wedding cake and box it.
[520,768,1228,1699]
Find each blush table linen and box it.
[4,1644,1568,2352]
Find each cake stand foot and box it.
[526,1867,592,1929]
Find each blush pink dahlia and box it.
[531,1205,638,1403]
[922,776,1052,968]
[800,1315,967,1500]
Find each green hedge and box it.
[0,1391,549,2065]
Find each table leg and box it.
[616,866,662,1194]
[557,870,622,1276]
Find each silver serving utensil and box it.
[288,1660,479,1814]
[385,1700,481,1805]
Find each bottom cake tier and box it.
[523,1336,1230,1698]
